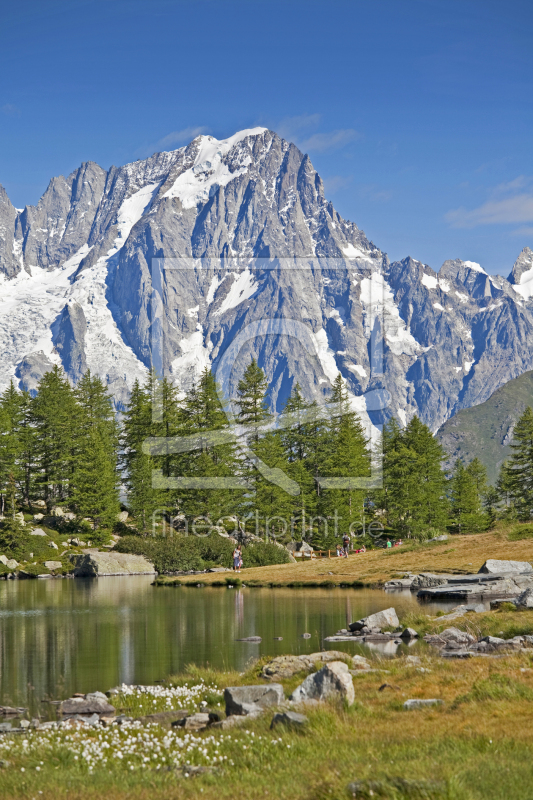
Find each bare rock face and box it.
[290,661,355,706]
[70,552,156,576]
[224,684,284,716]
[479,559,533,575]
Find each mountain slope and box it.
[436,369,533,484]
[0,129,532,434]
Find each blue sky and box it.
[1,0,532,275]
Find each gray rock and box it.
[427,534,448,542]
[411,573,449,589]
[290,661,355,706]
[262,651,358,681]
[479,559,532,575]
[6,559,18,569]
[0,555,8,566]
[516,588,533,608]
[48,541,59,550]
[174,712,218,731]
[69,552,156,576]
[348,607,399,632]
[426,627,476,647]
[44,561,62,570]
[60,696,115,716]
[33,514,44,521]
[270,711,308,729]
[405,655,422,666]
[30,528,47,536]
[235,636,262,642]
[301,633,312,639]
[400,628,418,640]
[224,684,284,716]
[403,699,443,709]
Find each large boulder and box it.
[44,561,62,570]
[261,651,357,681]
[478,559,532,574]
[70,552,156,576]
[290,661,355,706]
[425,627,475,648]
[60,693,115,716]
[349,607,399,632]
[224,684,284,716]
[29,528,47,537]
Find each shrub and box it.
[508,523,533,541]
[115,534,289,572]
[241,542,290,568]
[19,563,49,578]
[0,518,25,556]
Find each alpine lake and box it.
[0,577,458,718]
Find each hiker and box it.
[342,534,350,556]
[233,546,241,572]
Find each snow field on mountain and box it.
[162,129,267,209]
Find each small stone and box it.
[400,627,418,640]
[270,711,308,729]
[174,712,213,731]
[19,719,30,728]
[301,633,312,639]
[405,655,422,666]
[48,541,59,550]
[33,514,44,521]
[349,607,399,633]
[235,636,262,642]
[403,699,443,709]
[273,637,283,640]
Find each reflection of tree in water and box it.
[235,589,244,627]
[0,582,439,714]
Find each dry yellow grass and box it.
[173,524,533,587]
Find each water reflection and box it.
[0,577,450,715]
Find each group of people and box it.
[232,545,243,572]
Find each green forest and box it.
[1,359,533,568]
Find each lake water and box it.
[0,577,452,715]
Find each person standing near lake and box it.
[342,533,350,557]
[233,546,241,573]
[387,539,392,549]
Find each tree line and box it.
[1,360,532,544]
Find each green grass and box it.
[4,652,533,798]
[507,523,533,541]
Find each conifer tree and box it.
[382,415,448,537]
[31,366,77,504]
[122,377,164,533]
[71,371,120,529]
[450,458,488,533]
[319,375,370,544]
[236,358,269,443]
[178,368,243,523]
[505,406,533,519]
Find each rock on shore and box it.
[69,552,156,577]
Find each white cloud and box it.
[275,114,360,153]
[135,125,210,157]
[446,176,533,228]
[1,103,20,117]
[322,175,352,194]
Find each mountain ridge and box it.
[0,128,532,436]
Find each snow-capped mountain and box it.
[0,127,532,433]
